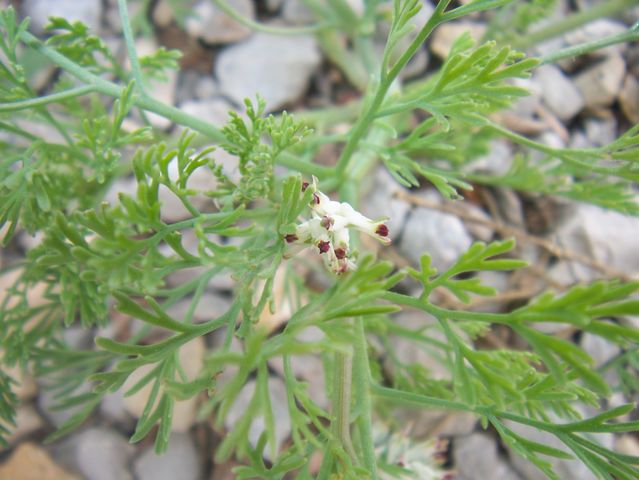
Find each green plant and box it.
[1,1,638,479]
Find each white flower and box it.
[284,178,390,274]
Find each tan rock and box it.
[619,74,639,123]
[430,22,486,59]
[4,365,37,401]
[616,434,639,457]
[185,0,254,45]
[0,443,81,480]
[574,54,626,109]
[152,0,174,28]
[0,268,49,331]
[1,405,45,447]
[256,264,307,333]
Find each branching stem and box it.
[334,2,448,176]
[15,29,331,178]
[540,22,639,65]
[117,0,146,94]
[513,0,636,50]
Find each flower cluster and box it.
[284,179,390,274]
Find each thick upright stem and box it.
[332,349,356,460]
[117,0,146,94]
[334,6,445,175]
[353,317,377,477]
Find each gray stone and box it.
[530,0,570,59]
[195,76,219,100]
[100,389,134,426]
[269,326,327,407]
[462,203,494,242]
[502,78,545,134]
[454,433,522,480]
[574,54,626,109]
[264,0,285,12]
[179,98,234,129]
[62,326,93,350]
[281,0,314,25]
[564,19,629,58]
[165,265,236,292]
[104,176,137,207]
[24,0,102,34]
[185,0,253,45]
[548,201,639,283]
[399,191,473,272]
[580,331,620,368]
[225,377,291,460]
[216,31,321,112]
[360,167,411,241]
[534,64,585,121]
[473,270,510,312]
[468,139,513,176]
[165,291,233,324]
[584,116,617,147]
[52,427,134,480]
[388,311,450,379]
[134,433,201,480]
[38,382,91,428]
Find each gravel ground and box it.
[1,0,639,479]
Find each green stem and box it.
[117,0,146,94]
[334,4,446,175]
[353,318,377,478]
[513,0,636,50]
[540,22,639,65]
[212,0,331,35]
[382,291,517,325]
[372,384,471,412]
[0,85,97,112]
[16,29,332,178]
[333,348,357,461]
[373,384,561,434]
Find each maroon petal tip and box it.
[317,240,330,254]
[375,224,389,237]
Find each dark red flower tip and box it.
[320,215,334,229]
[301,181,310,192]
[334,247,346,259]
[312,192,320,205]
[284,234,298,243]
[317,240,330,254]
[375,224,389,237]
